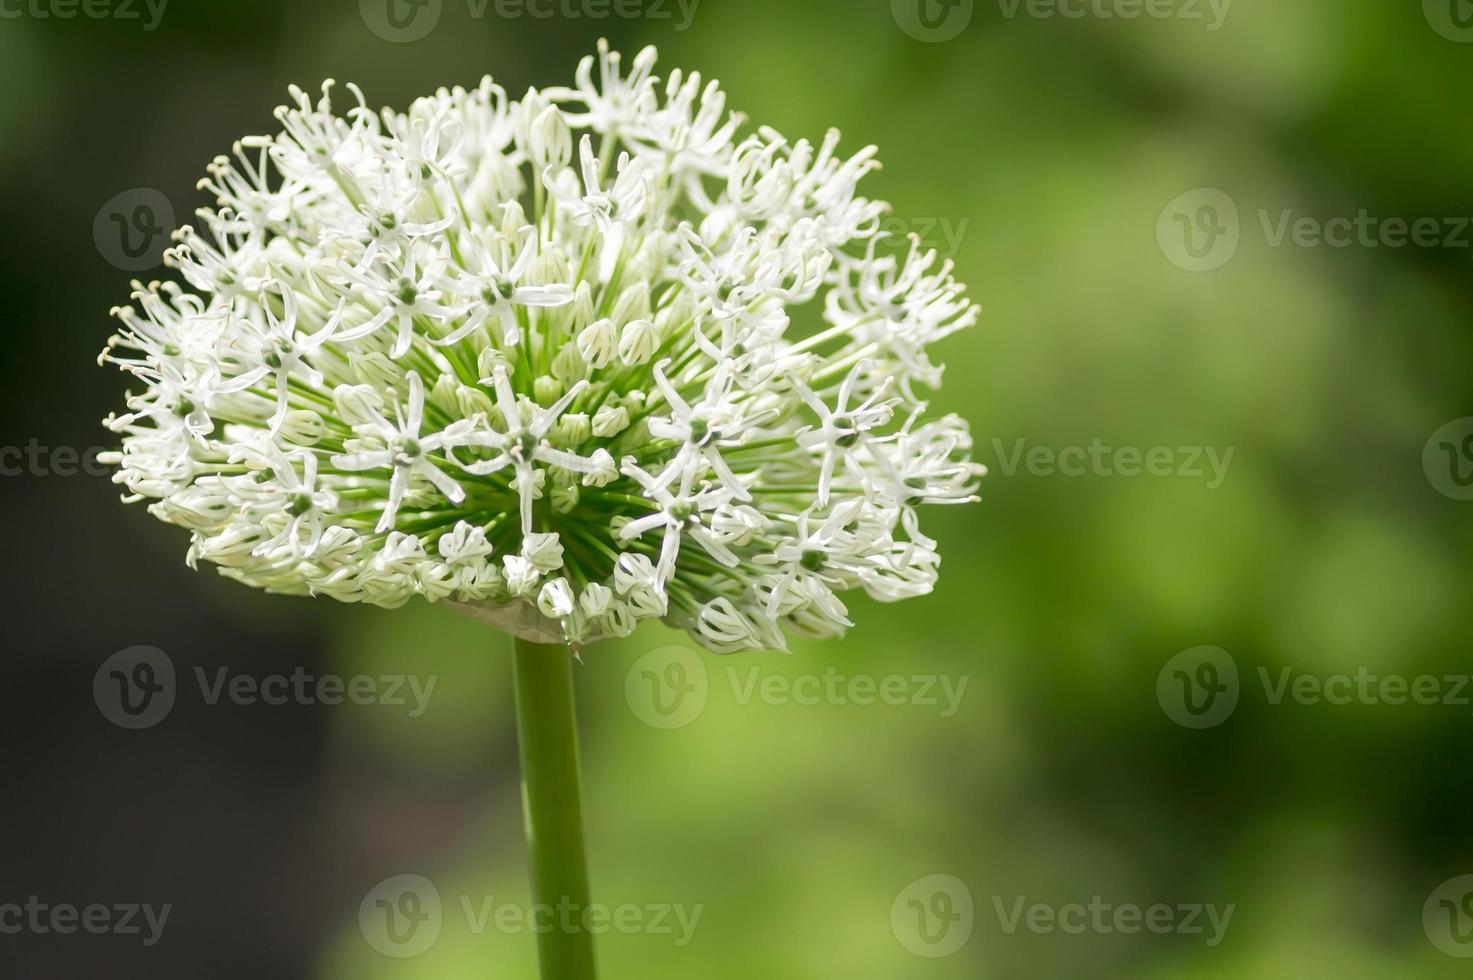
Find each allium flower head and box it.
[100,42,983,653]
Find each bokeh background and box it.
[2,0,1472,977]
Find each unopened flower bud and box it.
[521,531,565,573]
[333,385,384,427]
[618,319,659,365]
[556,412,590,445]
[538,578,575,619]
[527,104,572,171]
[534,375,563,403]
[577,318,617,369]
[592,408,630,442]
[278,410,326,446]
[502,555,540,596]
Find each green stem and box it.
[512,637,598,980]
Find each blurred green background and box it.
[3,1,1472,977]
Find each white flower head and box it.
[101,43,982,652]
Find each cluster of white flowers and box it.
[101,42,982,653]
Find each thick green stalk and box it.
[512,637,598,980]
